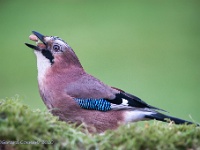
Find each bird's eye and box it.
[53,44,61,52]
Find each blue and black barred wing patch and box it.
[74,98,111,111]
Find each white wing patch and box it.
[110,98,130,110]
[111,104,133,110]
[122,98,129,105]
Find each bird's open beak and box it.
[25,31,46,51]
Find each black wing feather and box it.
[107,89,166,112]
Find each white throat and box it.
[34,51,51,84]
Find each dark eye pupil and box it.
[53,45,60,51]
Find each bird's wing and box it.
[108,87,166,112]
[71,82,165,112]
[65,73,165,112]
[74,91,166,112]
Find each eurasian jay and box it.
[25,31,196,133]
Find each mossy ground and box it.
[0,97,199,150]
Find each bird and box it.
[25,31,197,133]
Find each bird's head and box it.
[25,31,82,80]
[25,31,81,66]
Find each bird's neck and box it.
[63,48,83,68]
[34,51,51,84]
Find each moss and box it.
[0,97,199,150]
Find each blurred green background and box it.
[0,0,199,122]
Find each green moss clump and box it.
[0,97,199,150]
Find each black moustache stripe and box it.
[41,50,54,64]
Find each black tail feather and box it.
[145,113,199,126]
